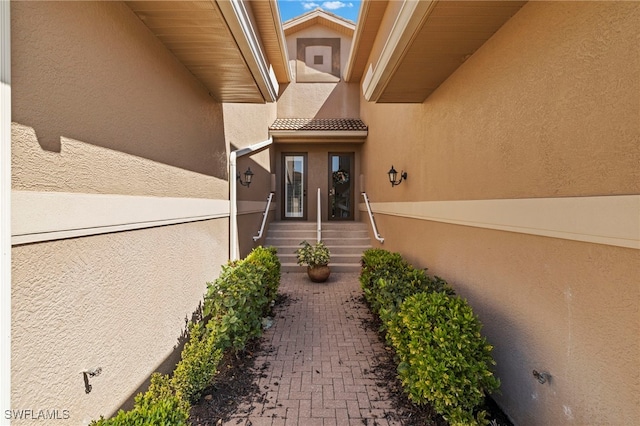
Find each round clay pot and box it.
[307,265,330,283]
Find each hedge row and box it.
[91,246,281,425]
[360,248,499,426]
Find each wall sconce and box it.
[237,167,254,187]
[388,165,407,187]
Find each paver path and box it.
[224,272,402,426]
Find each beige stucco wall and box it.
[222,102,278,257]
[278,25,360,118]
[360,2,640,425]
[11,1,231,423]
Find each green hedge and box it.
[360,249,498,426]
[91,246,281,424]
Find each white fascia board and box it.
[218,0,278,102]
[362,0,436,102]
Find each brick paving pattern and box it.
[224,272,402,426]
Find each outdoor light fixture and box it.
[388,165,407,187]
[238,167,254,187]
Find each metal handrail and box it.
[253,192,274,242]
[362,192,384,243]
[316,188,321,242]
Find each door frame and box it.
[328,152,355,221]
[281,152,308,221]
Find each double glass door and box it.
[281,152,354,221]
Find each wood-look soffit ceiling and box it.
[358,0,527,103]
[125,1,288,103]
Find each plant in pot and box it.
[295,240,331,283]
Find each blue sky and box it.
[277,0,362,23]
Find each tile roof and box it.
[270,118,368,131]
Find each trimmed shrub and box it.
[171,322,224,403]
[360,249,454,327]
[90,246,281,423]
[90,374,189,426]
[386,291,500,426]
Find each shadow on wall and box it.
[114,303,205,414]
[11,0,228,179]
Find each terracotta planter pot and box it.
[307,265,330,283]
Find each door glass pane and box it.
[330,154,352,220]
[285,155,304,218]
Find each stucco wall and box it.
[10,1,231,423]
[278,25,360,118]
[11,221,228,424]
[360,2,640,425]
[222,102,278,257]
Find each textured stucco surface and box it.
[11,1,228,195]
[368,214,639,425]
[361,1,639,203]
[11,219,229,425]
[10,2,233,424]
[278,26,360,119]
[359,2,640,425]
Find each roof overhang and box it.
[283,8,355,36]
[349,0,527,103]
[125,0,290,103]
[269,118,368,143]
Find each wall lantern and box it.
[238,167,254,187]
[388,165,407,187]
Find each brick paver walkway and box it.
[224,272,402,426]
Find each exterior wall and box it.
[223,102,278,257]
[359,2,640,425]
[11,1,229,423]
[278,26,360,118]
[275,143,362,223]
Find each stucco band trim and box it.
[12,191,230,245]
[360,195,640,249]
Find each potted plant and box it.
[295,240,331,282]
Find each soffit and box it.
[283,9,355,37]
[360,0,527,103]
[125,1,273,103]
[345,0,388,81]
[248,0,291,83]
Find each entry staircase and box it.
[265,221,372,273]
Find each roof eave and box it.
[270,130,368,143]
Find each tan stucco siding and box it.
[11,1,228,197]
[360,2,640,425]
[11,220,228,424]
[278,25,360,118]
[367,214,639,425]
[10,2,232,424]
[361,1,639,202]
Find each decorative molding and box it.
[12,191,230,245]
[359,195,640,249]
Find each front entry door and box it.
[283,153,307,220]
[329,153,354,220]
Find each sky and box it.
[277,0,362,23]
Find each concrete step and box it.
[280,262,363,273]
[266,237,371,246]
[266,221,371,275]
